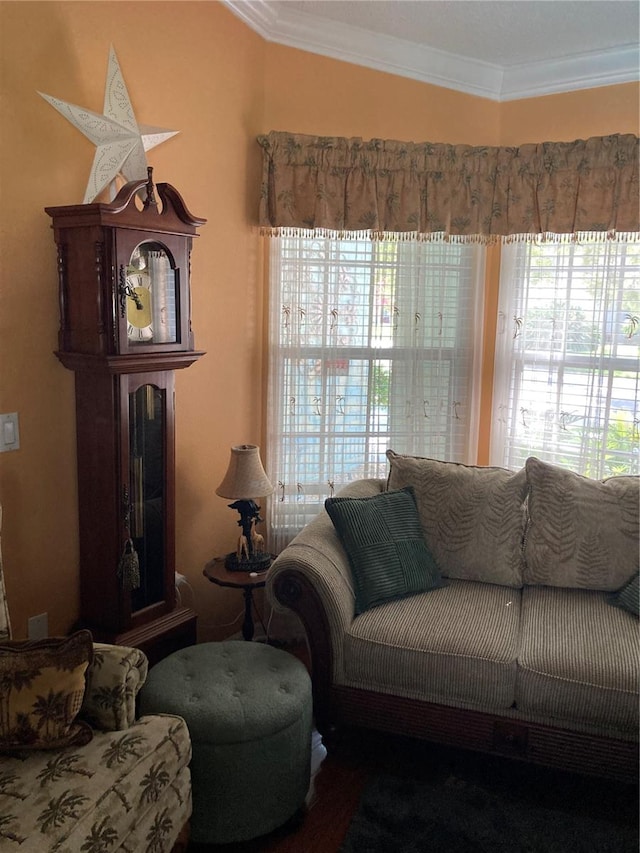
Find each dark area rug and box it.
[340,766,638,853]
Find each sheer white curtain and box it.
[266,234,486,551]
[491,237,640,477]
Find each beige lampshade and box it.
[216,444,274,500]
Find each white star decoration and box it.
[39,46,179,203]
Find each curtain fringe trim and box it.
[503,231,640,245]
[259,227,639,245]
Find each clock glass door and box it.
[129,383,166,613]
[126,242,178,345]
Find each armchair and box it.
[0,506,192,852]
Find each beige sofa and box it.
[0,507,192,852]
[267,454,639,782]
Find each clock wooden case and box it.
[46,172,206,663]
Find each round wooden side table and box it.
[203,557,270,641]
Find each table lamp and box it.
[216,444,274,572]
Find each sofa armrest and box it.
[266,478,385,728]
[81,643,149,731]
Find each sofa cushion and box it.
[523,457,640,590]
[0,630,94,751]
[386,450,527,587]
[342,579,521,710]
[0,713,191,852]
[516,586,639,734]
[325,486,445,614]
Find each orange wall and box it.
[264,44,501,145]
[0,1,637,639]
[500,84,639,144]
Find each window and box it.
[491,239,640,478]
[266,234,486,550]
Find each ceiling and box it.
[223,0,640,101]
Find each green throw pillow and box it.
[325,486,445,614]
[609,572,639,617]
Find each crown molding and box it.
[224,0,277,39]
[500,45,640,101]
[223,0,639,102]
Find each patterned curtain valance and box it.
[258,131,639,243]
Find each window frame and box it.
[266,233,486,546]
[490,237,640,477]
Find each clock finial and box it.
[143,167,158,212]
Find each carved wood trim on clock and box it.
[55,241,68,351]
[94,240,107,344]
[55,350,206,373]
[46,172,206,664]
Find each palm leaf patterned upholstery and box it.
[0,504,192,852]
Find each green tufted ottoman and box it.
[138,641,312,844]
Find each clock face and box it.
[126,271,153,340]
[126,243,177,345]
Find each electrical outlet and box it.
[0,412,20,452]
[28,612,48,640]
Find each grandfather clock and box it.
[46,170,205,663]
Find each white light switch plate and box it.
[0,413,20,452]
